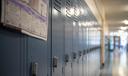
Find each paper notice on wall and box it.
[29,0,42,14]
[21,0,29,3]
[20,10,32,31]
[5,0,21,28]
[41,2,47,17]
[2,0,48,40]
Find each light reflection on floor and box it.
[100,48,128,76]
[112,48,128,76]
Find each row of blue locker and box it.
[0,26,100,76]
[51,0,101,75]
[0,0,101,76]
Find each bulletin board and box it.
[1,0,48,40]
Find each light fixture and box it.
[122,19,128,25]
[120,26,127,30]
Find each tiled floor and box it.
[100,48,128,76]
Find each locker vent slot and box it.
[66,0,73,18]
[74,5,79,19]
[54,0,62,12]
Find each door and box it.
[114,36,120,49]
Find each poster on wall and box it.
[2,0,48,40]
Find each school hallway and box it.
[1,0,128,76]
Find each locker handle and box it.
[32,62,38,76]
[83,50,86,55]
[64,54,69,63]
[72,52,77,59]
[53,56,58,68]
[78,51,82,57]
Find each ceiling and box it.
[102,0,128,32]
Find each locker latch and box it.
[72,52,77,59]
[53,56,58,68]
[64,54,69,63]
[78,51,82,57]
[83,50,86,55]
[32,62,38,76]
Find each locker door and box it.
[82,28,88,76]
[27,37,48,76]
[64,17,73,76]
[87,27,89,76]
[0,27,24,76]
[88,27,93,76]
[72,21,79,76]
[72,0,79,75]
[78,25,83,76]
[51,0,65,76]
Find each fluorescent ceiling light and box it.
[122,19,128,25]
[120,26,127,30]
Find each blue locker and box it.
[51,0,65,76]
[27,37,48,76]
[72,21,79,76]
[82,28,88,76]
[64,17,73,76]
[0,27,25,76]
[0,27,49,76]
[78,25,83,76]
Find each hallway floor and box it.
[100,48,128,76]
